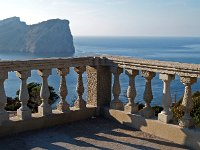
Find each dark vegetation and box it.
[5,82,59,113]
[137,91,200,127]
[172,91,200,127]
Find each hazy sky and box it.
[0,0,199,36]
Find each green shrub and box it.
[5,97,20,111]
[172,91,200,127]
[6,82,59,113]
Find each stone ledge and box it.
[100,55,200,77]
[102,107,200,150]
[0,106,96,137]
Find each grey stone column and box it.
[87,66,112,114]
[124,69,139,114]
[0,71,8,124]
[57,68,70,112]
[74,66,86,110]
[179,76,197,128]
[110,66,123,110]
[38,69,52,116]
[158,74,175,123]
[16,70,32,120]
[139,71,156,118]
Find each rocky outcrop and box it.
[0,17,75,54]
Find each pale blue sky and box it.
[0,0,199,36]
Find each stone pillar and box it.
[57,68,70,112]
[0,71,8,124]
[38,69,52,116]
[124,69,139,113]
[158,74,175,123]
[74,66,86,110]
[110,66,123,110]
[16,70,32,120]
[179,77,197,128]
[139,71,156,118]
[87,66,112,108]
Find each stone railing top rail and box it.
[0,56,95,71]
[0,55,200,77]
[99,55,200,77]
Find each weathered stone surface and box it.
[124,69,139,114]
[0,107,96,137]
[158,113,173,124]
[87,66,112,108]
[104,107,199,150]
[110,67,124,110]
[74,66,86,110]
[158,74,175,123]
[139,71,156,118]
[38,69,52,116]
[57,68,70,112]
[102,55,200,77]
[179,77,197,128]
[16,70,32,120]
[0,117,189,150]
[0,71,8,125]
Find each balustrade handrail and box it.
[1,55,200,77]
[99,55,200,77]
[0,56,95,71]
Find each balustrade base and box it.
[138,107,155,118]
[124,104,138,114]
[179,117,194,128]
[38,105,52,116]
[57,103,70,112]
[158,112,173,123]
[110,100,124,110]
[0,111,8,124]
[0,106,96,137]
[17,109,32,120]
[103,107,200,150]
[74,99,86,110]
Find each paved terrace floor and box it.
[0,117,189,150]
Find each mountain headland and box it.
[0,17,75,54]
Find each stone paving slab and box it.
[0,117,189,150]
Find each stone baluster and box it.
[57,68,70,112]
[74,66,86,109]
[139,71,156,118]
[16,70,32,120]
[124,69,139,113]
[38,69,52,116]
[158,74,175,123]
[110,66,123,110]
[179,77,197,128]
[0,71,8,124]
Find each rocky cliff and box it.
[0,17,75,53]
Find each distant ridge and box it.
[0,17,75,54]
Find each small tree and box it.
[6,82,59,113]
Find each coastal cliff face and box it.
[0,17,75,53]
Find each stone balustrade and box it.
[0,56,95,123]
[98,55,200,127]
[0,55,200,149]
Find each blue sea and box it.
[1,36,200,107]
